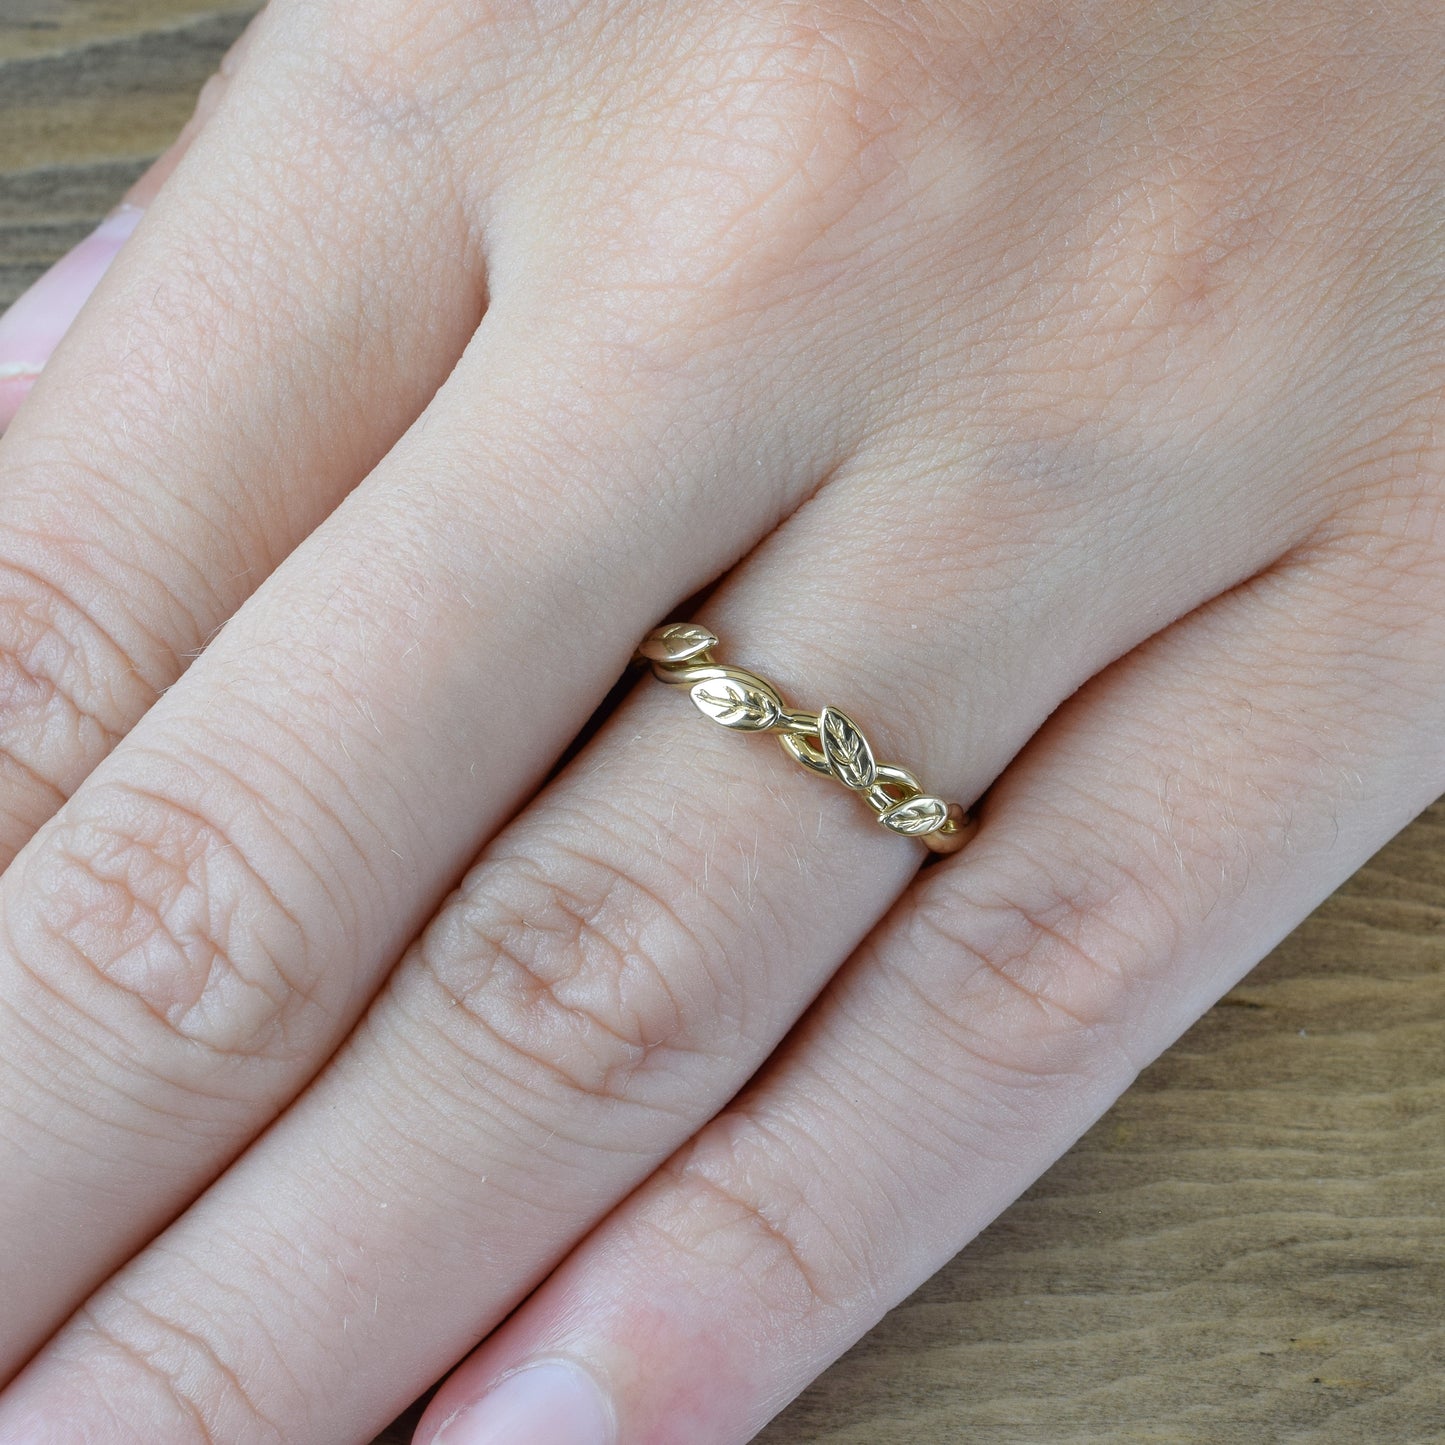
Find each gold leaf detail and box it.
[880,795,950,836]
[819,707,876,791]
[639,623,719,664]
[690,676,781,731]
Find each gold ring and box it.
[635,622,975,855]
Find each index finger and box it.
[0,0,483,868]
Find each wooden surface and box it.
[2,6,1442,1442]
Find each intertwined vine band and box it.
[635,622,975,854]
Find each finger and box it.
[0,163,906,1374]
[0,434,1334,1441]
[0,5,959,1369]
[0,5,1016,1363]
[0,0,485,866]
[391,513,1445,1445]
[0,10,262,432]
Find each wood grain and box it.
[2,6,1441,1442]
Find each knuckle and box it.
[1073,168,1273,361]
[639,1122,862,1320]
[66,1291,281,1444]
[900,828,1184,1086]
[707,5,906,179]
[404,816,736,1117]
[561,6,921,329]
[0,551,150,828]
[9,770,315,1067]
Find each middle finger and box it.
[0,255,870,1376]
[1,0,958,1370]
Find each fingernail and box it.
[433,1359,616,1445]
[0,203,143,427]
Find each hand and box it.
[0,2,1440,1441]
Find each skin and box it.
[0,0,1440,1440]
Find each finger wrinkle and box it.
[643,1159,844,1321]
[69,1295,260,1445]
[13,776,316,1069]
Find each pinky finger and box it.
[411,516,1445,1445]
[0,8,261,428]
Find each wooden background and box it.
[1,4,1441,1441]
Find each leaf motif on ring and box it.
[639,623,718,664]
[879,795,950,836]
[690,675,781,731]
[819,706,877,791]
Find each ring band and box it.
[635,622,975,855]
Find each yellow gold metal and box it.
[634,622,976,855]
